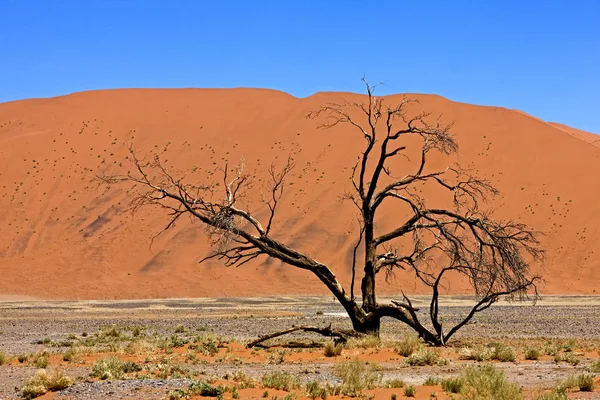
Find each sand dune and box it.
[1,89,599,299]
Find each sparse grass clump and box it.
[423,376,440,386]
[461,364,522,400]
[32,351,49,368]
[306,381,328,400]
[323,342,343,357]
[405,348,448,366]
[385,379,405,388]
[489,343,516,362]
[395,334,420,357]
[262,371,301,391]
[564,374,595,392]
[589,359,600,373]
[441,377,464,393]
[62,347,81,363]
[404,385,416,397]
[524,347,541,360]
[333,358,382,395]
[90,356,125,380]
[188,381,224,397]
[22,369,74,399]
[0,351,7,365]
[533,387,568,400]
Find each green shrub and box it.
[424,376,440,386]
[406,348,448,366]
[323,342,343,357]
[589,359,600,373]
[524,348,540,360]
[22,369,74,399]
[458,346,491,362]
[489,343,516,362]
[441,377,464,393]
[395,334,420,357]
[564,374,595,392]
[385,379,405,388]
[90,356,125,380]
[262,372,301,391]
[306,381,328,400]
[461,364,522,400]
[333,358,382,395]
[404,385,416,397]
[188,381,224,397]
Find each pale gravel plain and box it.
[1,296,600,399]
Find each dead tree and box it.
[99,79,542,346]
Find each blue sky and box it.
[1,1,598,133]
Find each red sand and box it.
[1,89,599,299]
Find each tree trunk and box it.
[351,315,381,336]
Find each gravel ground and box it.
[1,296,600,399]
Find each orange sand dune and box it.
[1,89,599,299]
[548,122,600,148]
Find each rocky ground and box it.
[1,296,600,399]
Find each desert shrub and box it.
[333,358,382,395]
[174,325,186,333]
[188,381,224,397]
[228,370,256,388]
[32,351,49,368]
[90,356,125,380]
[406,348,448,366]
[533,387,567,400]
[167,389,187,400]
[564,374,595,392]
[441,377,464,393]
[385,378,405,388]
[323,342,343,357]
[404,385,416,397]
[306,381,328,400]
[489,343,516,362]
[461,364,522,400]
[524,347,540,360]
[22,369,74,399]
[589,359,600,373]
[458,346,492,362]
[395,334,420,357]
[122,361,142,373]
[18,354,28,363]
[62,347,81,362]
[0,351,7,365]
[424,376,440,386]
[554,352,580,366]
[262,371,301,391]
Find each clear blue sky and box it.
[1,1,598,133]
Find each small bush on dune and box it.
[22,368,74,399]
[306,381,328,400]
[403,385,416,397]
[395,334,421,357]
[323,342,343,357]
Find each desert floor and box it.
[1,296,600,399]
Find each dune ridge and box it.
[1,88,599,299]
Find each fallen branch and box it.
[246,324,362,348]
